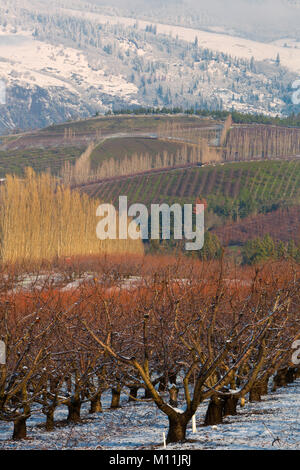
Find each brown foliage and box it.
[0,168,144,264]
[213,205,300,246]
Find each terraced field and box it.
[0,115,216,151]
[0,146,85,177]
[0,114,218,176]
[81,159,300,211]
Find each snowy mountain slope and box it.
[0,1,298,134]
[62,8,300,74]
[0,30,138,96]
[63,0,300,42]
[0,26,139,133]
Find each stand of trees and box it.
[0,259,299,443]
[62,141,221,185]
[223,125,300,161]
[111,107,300,129]
[242,235,300,265]
[0,168,143,264]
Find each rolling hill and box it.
[80,159,300,209]
[79,158,300,248]
[1,112,300,251]
[0,114,220,176]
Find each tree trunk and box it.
[110,385,121,409]
[286,368,296,384]
[166,415,187,444]
[273,368,288,391]
[204,395,224,426]
[45,408,55,431]
[169,372,177,385]
[89,395,102,414]
[249,383,262,402]
[169,386,179,408]
[223,395,238,417]
[13,416,27,440]
[128,386,139,403]
[158,375,168,392]
[261,377,269,396]
[67,399,82,423]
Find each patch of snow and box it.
[0,27,138,99]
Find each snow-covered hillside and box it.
[0,25,139,133]
[62,8,300,74]
[0,29,138,97]
[0,1,298,134]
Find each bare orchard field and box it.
[0,254,299,446]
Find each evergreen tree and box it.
[276,240,286,260]
[199,232,222,261]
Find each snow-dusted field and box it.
[0,380,299,450]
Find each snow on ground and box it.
[0,379,299,450]
[5,272,144,294]
[61,8,300,74]
[0,28,138,99]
